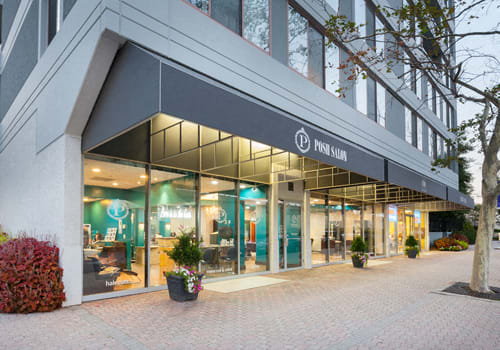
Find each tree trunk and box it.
[470,155,496,293]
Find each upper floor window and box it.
[0,4,3,46]
[376,82,386,127]
[288,4,324,87]
[325,43,340,95]
[416,117,423,151]
[48,0,60,45]
[429,128,436,160]
[186,1,270,52]
[355,0,367,38]
[211,0,242,35]
[405,107,413,144]
[243,0,270,52]
[187,0,209,13]
[356,76,368,115]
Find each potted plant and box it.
[164,233,203,302]
[405,235,419,258]
[351,236,369,268]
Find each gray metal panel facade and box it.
[82,43,160,150]
[387,161,447,199]
[160,58,385,181]
[0,0,37,122]
[1,0,21,44]
[270,0,288,65]
[63,0,78,19]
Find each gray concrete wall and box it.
[0,0,38,122]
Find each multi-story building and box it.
[0,0,472,306]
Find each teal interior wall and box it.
[84,185,145,269]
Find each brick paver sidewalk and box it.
[1,243,499,349]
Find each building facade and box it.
[0,0,472,306]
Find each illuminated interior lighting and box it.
[92,168,101,173]
[83,197,89,202]
[112,182,119,186]
[256,201,261,205]
[211,179,219,185]
[140,175,147,179]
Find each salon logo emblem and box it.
[295,127,311,154]
[217,208,228,224]
[107,199,129,221]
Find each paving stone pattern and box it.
[1,243,499,349]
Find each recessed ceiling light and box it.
[92,168,101,173]
[245,206,250,210]
[83,197,89,202]
[140,175,147,179]
[240,184,247,189]
[256,201,261,205]
[154,178,158,181]
[137,181,142,185]
[314,199,319,202]
[112,182,119,186]
[211,180,219,185]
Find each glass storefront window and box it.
[344,202,361,255]
[279,201,302,269]
[397,208,406,253]
[363,204,375,255]
[329,200,345,261]
[288,5,308,76]
[200,176,237,277]
[83,158,146,296]
[243,0,270,52]
[388,205,397,255]
[149,168,197,287]
[240,183,269,274]
[310,197,328,265]
[374,204,385,256]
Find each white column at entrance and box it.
[269,182,280,273]
[303,190,312,269]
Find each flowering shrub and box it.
[165,266,203,293]
[456,240,469,250]
[434,237,456,249]
[0,232,10,245]
[450,233,469,244]
[440,245,462,251]
[0,237,66,313]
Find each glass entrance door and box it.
[279,201,302,270]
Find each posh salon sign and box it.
[294,127,348,163]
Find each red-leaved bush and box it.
[0,237,65,313]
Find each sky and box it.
[454,0,500,202]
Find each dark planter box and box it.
[351,256,364,268]
[407,249,418,259]
[166,275,199,302]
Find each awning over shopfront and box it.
[82,43,473,210]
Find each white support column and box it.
[269,182,280,273]
[303,190,312,269]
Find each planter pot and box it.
[166,275,200,302]
[351,256,364,268]
[407,249,418,259]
